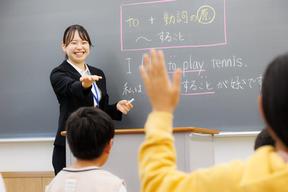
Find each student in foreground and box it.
[46,107,127,192]
[138,49,288,192]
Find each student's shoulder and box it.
[45,171,66,192]
[96,169,122,179]
[97,170,126,188]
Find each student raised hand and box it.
[80,75,102,88]
[140,49,182,113]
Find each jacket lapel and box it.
[62,60,82,80]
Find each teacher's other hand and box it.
[117,100,134,115]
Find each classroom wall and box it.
[0,138,53,172]
[213,132,257,164]
[0,132,257,172]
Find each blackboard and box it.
[0,0,288,138]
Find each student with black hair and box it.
[254,128,275,150]
[138,50,288,192]
[50,24,133,175]
[46,107,127,192]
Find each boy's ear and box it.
[103,139,113,154]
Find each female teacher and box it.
[50,24,133,175]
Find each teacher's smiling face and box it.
[62,30,90,65]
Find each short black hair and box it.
[254,128,275,150]
[262,53,288,147]
[66,107,115,160]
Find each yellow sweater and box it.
[138,112,288,192]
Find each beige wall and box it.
[2,172,53,192]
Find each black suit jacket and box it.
[50,60,122,146]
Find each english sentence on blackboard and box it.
[125,55,245,76]
[121,55,261,96]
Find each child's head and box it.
[261,53,288,147]
[62,24,92,64]
[66,107,115,161]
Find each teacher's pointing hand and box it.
[80,75,102,88]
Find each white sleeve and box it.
[118,183,127,192]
